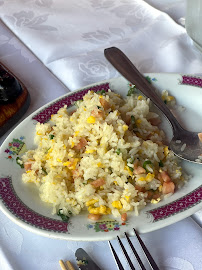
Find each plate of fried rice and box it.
[0,73,202,241]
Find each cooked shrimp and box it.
[133,160,139,169]
[91,108,104,119]
[88,214,101,221]
[156,141,163,146]
[162,181,175,194]
[91,178,105,188]
[148,117,161,126]
[135,185,146,192]
[125,115,131,125]
[160,171,171,182]
[100,98,110,110]
[134,166,146,175]
[121,213,127,222]
[74,138,87,150]
[24,162,32,171]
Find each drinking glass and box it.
[185,0,202,51]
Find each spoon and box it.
[104,47,202,164]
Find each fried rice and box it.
[21,88,187,221]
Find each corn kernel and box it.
[63,161,71,166]
[124,166,133,177]
[57,158,62,162]
[122,125,128,131]
[97,162,104,167]
[151,198,161,204]
[136,119,142,126]
[112,201,122,209]
[71,141,75,148]
[99,205,107,214]
[158,185,163,192]
[145,173,155,182]
[114,181,118,185]
[87,116,96,124]
[88,207,99,214]
[85,149,95,154]
[167,95,175,101]
[64,158,79,170]
[164,146,169,156]
[36,132,42,135]
[125,196,130,202]
[86,199,98,206]
[74,131,79,137]
[137,177,145,181]
[138,95,143,100]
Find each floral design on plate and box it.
[0,177,68,233]
[144,76,157,83]
[4,136,26,160]
[87,219,128,232]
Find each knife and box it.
[75,248,102,270]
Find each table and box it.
[0,1,202,269]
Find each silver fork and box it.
[109,228,160,270]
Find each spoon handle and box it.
[104,47,183,135]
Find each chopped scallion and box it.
[57,209,70,222]
[116,148,121,155]
[42,168,47,175]
[49,134,54,140]
[131,115,135,123]
[127,85,135,96]
[97,89,106,95]
[145,76,152,84]
[159,160,164,167]
[16,157,24,168]
[143,160,152,171]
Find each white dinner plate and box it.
[0,73,202,241]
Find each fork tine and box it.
[108,241,125,270]
[124,232,146,270]
[133,229,160,270]
[117,236,136,270]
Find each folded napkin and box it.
[1,0,202,91]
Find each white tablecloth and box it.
[0,1,202,269]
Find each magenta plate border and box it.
[181,75,202,88]
[148,185,202,222]
[33,83,109,123]
[0,177,68,233]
